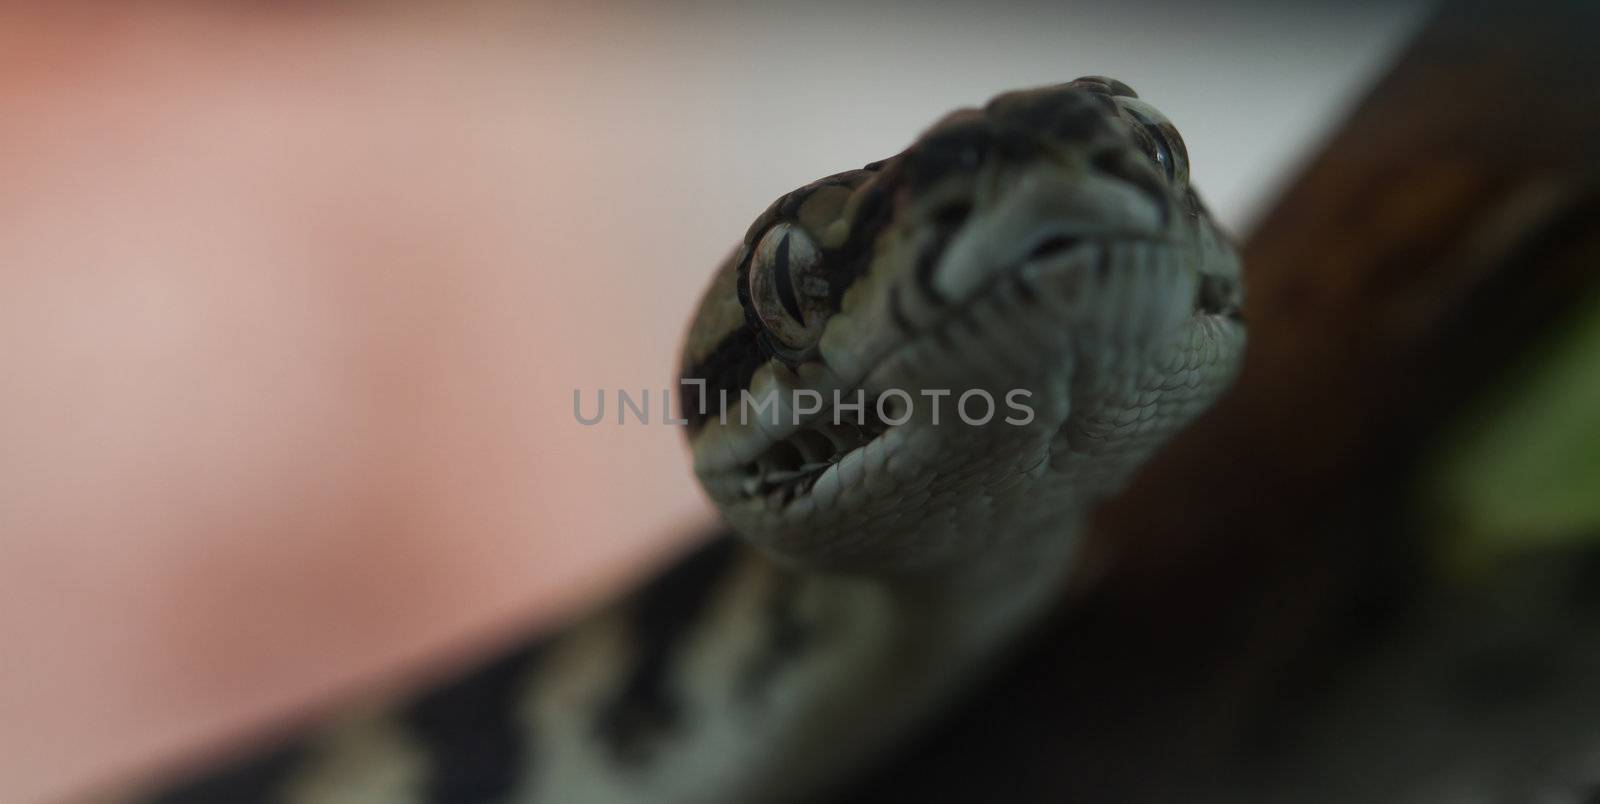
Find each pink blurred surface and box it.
[0,8,717,800]
[0,4,1422,801]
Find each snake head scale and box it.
[678,77,1246,573]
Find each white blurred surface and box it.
[0,3,1428,801]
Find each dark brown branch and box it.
[842,1,1600,800]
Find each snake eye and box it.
[1116,98,1189,186]
[747,222,829,358]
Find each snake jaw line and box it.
[740,394,892,504]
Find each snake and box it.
[145,76,1246,804]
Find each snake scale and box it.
[146,76,1246,803]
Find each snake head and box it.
[679,78,1246,572]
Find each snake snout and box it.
[919,169,1166,311]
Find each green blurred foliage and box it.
[1425,286,1600,576]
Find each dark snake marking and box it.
[403,641,547,804]
[150,539,741,801]
[153,628,548,804]
[594,534,740,765]
[913,202,971,306]
[738,575,813,703]
[679,328,766,434]
[986,83,1122,145]
[150,742,308,804]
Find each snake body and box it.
[149,77,1246,804]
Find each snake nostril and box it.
[1027,235,1082,262]
[1197,273,1237,315]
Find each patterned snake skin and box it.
[147,76,1247,804]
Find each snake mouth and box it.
[738,393,898,505]
[732,235,1175,509]
[720,213,1233,514]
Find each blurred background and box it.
[0,2,1430,801]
